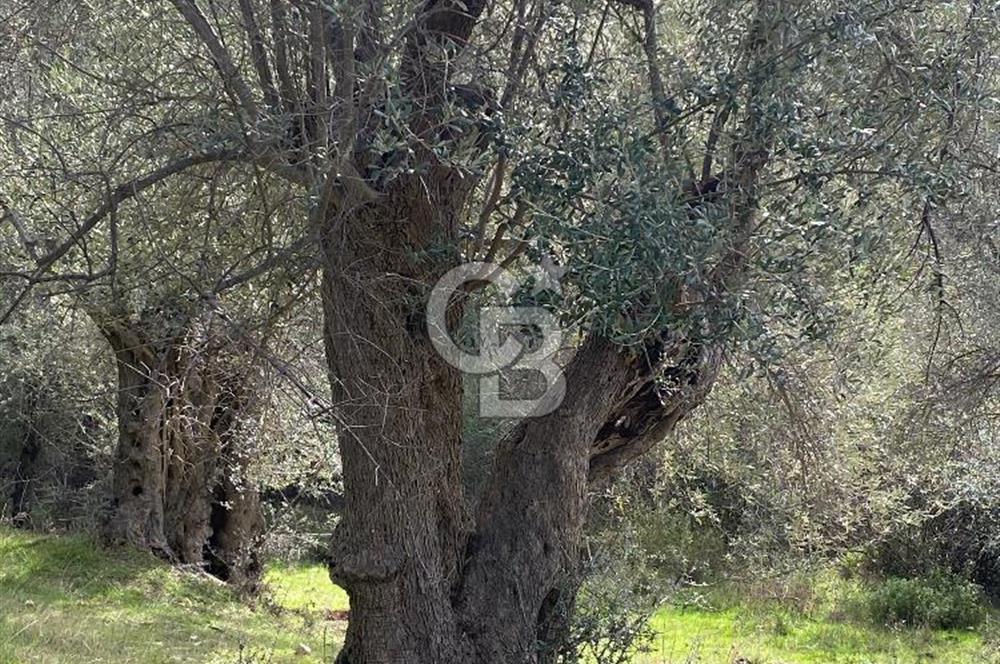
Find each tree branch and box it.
[0,149,243,326]
[611,0,673,162]
[169,0,260,121]
[238,0,280,110]
[269,0,301,119]
[401,0,490,129]
[587,341,723,483]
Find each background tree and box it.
[0,0,317,583]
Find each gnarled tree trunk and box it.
[205,370,265,590]
[322,185,473,663]
[319,0,767,655]
[98,311,264,584]
[160,0,779,654]
[322,207,724,663]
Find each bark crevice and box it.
[97,311,263,584]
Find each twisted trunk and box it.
[308,0,775,656]
[99,314,263,583]
[206,372,265,589]
[157,0,782,653]
[458,338,722,662]
[206,459,264,588]
[322,179,724,664]
[103,334,176,555]
[323,258,722,663]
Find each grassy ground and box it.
[637,573,999,664]
[3,527,999,663]
[0,528,348,664]
[642,604,991,663]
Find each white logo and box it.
[426,261,566,417]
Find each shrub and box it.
[858,466,1000,598]
[861,572,986,630]
[633,509,729,585]
[557,567,658,664]
[0,360,114,528]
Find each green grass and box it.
[636,572,1000,664]
[641,606,991,663]
[263,562,349,616]
[3,527,1000,663]
[0,528,348,664]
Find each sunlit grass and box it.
[264,561,349,616]
[0,528,346,664]
[4,527,1000,663]
[639,606,991,663]
[636,574,999,664]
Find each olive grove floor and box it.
[0,528,995,663]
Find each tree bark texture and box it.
[98,311,264,583]
[322,191,724,663]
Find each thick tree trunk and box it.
[321,183,723,664]
[162,348,223,564]
[99,314,263,583]
[152,0,784,652]
[458,338,721,662]
[206,374,265,590]
[319,1,774,657]
[323,263,721,663]
[455,338,635,661]
[104,338,173,554]
[206,462,264,589]
[322,185,472,663]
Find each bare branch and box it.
[401,0,490,128]
[0,198,41,260]
[355,0,385,63]
[611,0,673,162]
[238,0,281,110]
[214,235,315,293]
[499,0,548,112]
[269,0,301,118]
[327,3,358,155]
[169,0,260,121]
[473,157,506,254]
[307,1,330,156]
[701,101,734,182]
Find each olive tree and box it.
[0,0,313,583]
[5,0,997,659]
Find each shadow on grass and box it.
[0,527,343,663]
[0,528,231,607]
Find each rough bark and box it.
[206,453,265,589]
[322,179,474,663]
[99,312,263,583]
[162,0,779,655]
[457,336,722,661]
[323,263,723,663]
[321,34,767,664]
[318,0,757,657]
[320,87,731,664]
[103,332,173,555]
[206,371,265,589]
